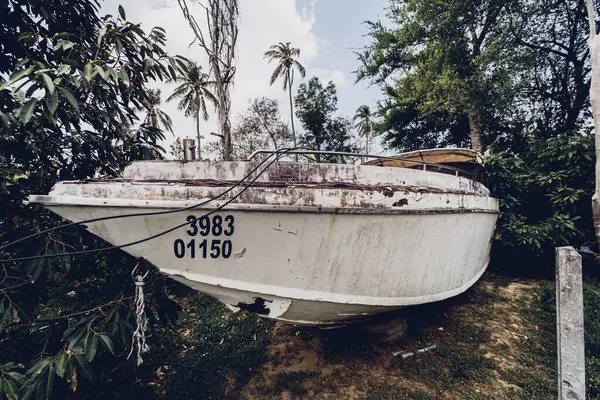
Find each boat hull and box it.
[37,203,496,325]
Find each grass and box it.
[69,272,567,399]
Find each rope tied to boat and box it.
[128,262,150,366]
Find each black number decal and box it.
[212,215,223,236]
[186,215,198,236]
[199,239,207,258]
[176,215,235,259]
[224,215,235,236]
[187,239,196,258]
[199,216,210,236]
[174,239,185,258]
[210,239,221,258]
[222,240,232,258]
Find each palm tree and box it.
[144,89,173,133]
[353,105,375,154]
[134,89,172,160]
[167,62,217,159]
[264,42,306,153]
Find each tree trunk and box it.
[196,110,202,160]
[467,108,484,154]
[288,82,298,162]
[214,75,233,160]
[586,0,600,247]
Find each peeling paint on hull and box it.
[30,160,499,325]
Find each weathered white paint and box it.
[556,246,585,400]
[30,160,499,325]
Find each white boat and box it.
[29,149,499,326]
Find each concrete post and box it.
[183,139,196,161]
[556,246,585,400]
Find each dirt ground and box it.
[239,273,557,400]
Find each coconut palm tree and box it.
[134,89,172,160]
[143,89,173,133]
[264,42,306,152]
[353,105,375,154]
[167,62,217,159]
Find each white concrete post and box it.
[556,246,585,400]
[183,139,196,161]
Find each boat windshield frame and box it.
[247,149,478,180]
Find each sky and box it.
[99,0,390,158]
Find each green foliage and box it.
[357,0,593,153]
[170,137,184,160]
[0,0,185,397]
[231,97,292,159]
[353,105,378,153]
[295,77,357,162]
[485,134,594,253]
[584,282,600,398]
[357,0,519,151]
[264,42,306,148]
[167,61,217,159]
[156,295,273,400]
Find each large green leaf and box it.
[118,4,126,20]
[8,66,35,84]
[5,380,19,400]
[84,334,98,361]
[120,68,130,86]
[40,73,54,94]
[35,379,44,400]
[56,64,70,75]
[98,334,114,354]
[19,98,38,124]
[54,354,66,379]
[97,27,107,49]
[46,365,55,399]
[58,87,78,110]
[83,63,93,82]
[45,90,58,115]
[115,38,123,55]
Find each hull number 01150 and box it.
[173,214,235,259]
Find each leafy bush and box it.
[484,133,594,254]
[0,0,184,397]
[584,281,600,398]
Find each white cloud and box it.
[99,0,342,159]
[309,67,345,87]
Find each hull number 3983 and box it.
[173,215,235,259]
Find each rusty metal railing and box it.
[247,149,477,179]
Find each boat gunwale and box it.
[29,195,500,215]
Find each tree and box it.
[358,0,595,154]
[177,0,239,160]
[357,0,523,153]
[143,89,173,134]
[167,62,217,159]
[509,0,591,139]
[134,89,172,160]
[170,136,184,160]
[231,97,292,159]
[353,105,376,153]
[264,42,306,153]
[295,77,356,162]
[0,1,183,396]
